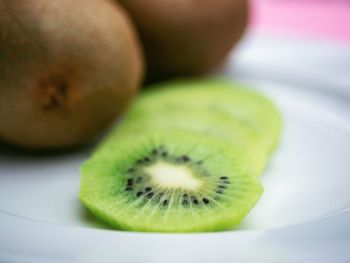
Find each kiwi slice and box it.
[126,78,282,153]
[98,110,267,176]
[80,130,263,232]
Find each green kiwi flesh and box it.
[126,78,282,153]
[99,110,267,176]
[80,130,263,232]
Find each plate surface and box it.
[1,34,350,262]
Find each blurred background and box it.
[229,0,350,103]
[251,0,350,42]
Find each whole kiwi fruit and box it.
[0,0,143,149]
[116,0,248,80]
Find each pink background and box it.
[251,0,350,43]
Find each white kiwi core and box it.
[144,161,202,190]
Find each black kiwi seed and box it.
[136,191,143,197]
[127,168,134,173]
[191,196,199,205]
[125,187,133,191]
[161,151,168,157]
[181,155,190,162]
[216,190,223,194]
[218,185,227,189]
[127,178,133,186]
[182,199,189,206]
[152,149,158,155]
[144,157,150,162]
[137,159,143,164]
[145,187,152,192]
[203,198,210,204]
[183,193,188,198]
[147,192,154,198]
[163,199,168,206]
[220,176,228,180]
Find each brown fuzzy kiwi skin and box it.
[0,0,144,149]
[116,0,248,81]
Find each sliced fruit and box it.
[126,78,282,153]
[80,130,263,232]
[99,110,267,176]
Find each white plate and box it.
[1,34,350,262]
